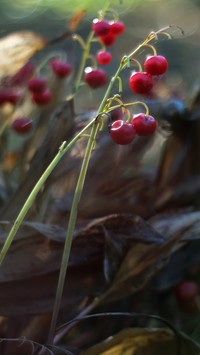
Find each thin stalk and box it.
[47,55,126,345]
[47,118,100,344]
[73,0,112,95]
[73,31,94,95]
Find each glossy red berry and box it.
[100,33,116,46]
[84,67,107,89]
[97,51,112,65]
[32,89,52,105]
[50,59,72,78]
[175,281,198,302]
[92,19,110,36]
[131,113,157,136]
[144,55,168,76]
[109,120,136,145]
[12,117,33,134]
[110,21,125,35]
[28,77,47,94]
[129,72,153,95]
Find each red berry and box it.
[28,77,47,94]
[32,89,52,105]
[131,113,157,136]
[6,91,22,104]
[0,91,9,105]
[110,108,123,121]
[100,33,116,46]
[92,19,110,36]
[12,117,33,134]
[11,61,36,86]
[144,55,168,76]
[50,59,72,78]
[0,90,21,105]
[84,67,107,89]
[129,72,153,94]
[109,120,136,145]
[97,51,112,65]
[175,281,198,302]
[109,21,125,35]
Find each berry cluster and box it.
[10,59,73,134]
[28,76,52,105]
[109,112,157,145]
[92,18,125,47]
[83,18,125,90]
[129,55,168,95]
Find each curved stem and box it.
[73,31,94,95]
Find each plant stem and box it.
[47,117,100,344]
[47,58,126,345]
[73,31,94,95]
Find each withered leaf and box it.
[0,31,46,78]
[80,328,200,355]
[69,9,87,32]
[0,213,164,316]
[101,217,191,303]
[149,210,200,241]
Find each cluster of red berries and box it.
[109,112,157,145]
[129,55,168,95]
[10,59,72,134]
[83,19,125,90]
[92,18,125,47]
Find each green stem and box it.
[73,31,94,94]
[48,117,100,344]
[47,58,126,345]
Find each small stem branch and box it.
[73,31,94,94]
[53,296,102,344]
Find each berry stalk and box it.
[47,119,100,343]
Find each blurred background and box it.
[0,0,200,91]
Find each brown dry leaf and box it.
[69,9,87,32]
[0,213,164,316]
[149,210,200,241]
[0,31,46,78]
[101,220,191,303]
[80,328,200,355]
